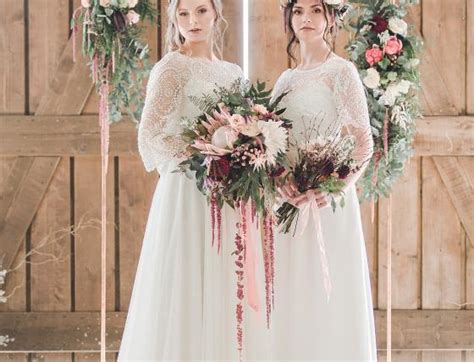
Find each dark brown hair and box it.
[283,0,337,64]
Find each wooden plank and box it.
[34,38,93,116]
[0,0,25,113]
[222,0,243,65]
[1,310,473,352]
[0,312,125,352]
[359,200,378,309]
[118,156,157,310]
[0,116,138,157]
[30,157,71,312]
[422,158,464,309]
[467,0,474,114]
[459,157,474,310]
[74,156,116,312]
[29,0,70,114]
[421,352,463,362]
[433,157,474,244]
[378,158,421,309]
[414,116,474,156]
[30,156,71,362]
[3,115,471,156]
[0,158,34,224]
[0,157,26,361]
[0,157,61,271]
[249,0,288,84]
[377,351,421,362]
[421,0,466,115]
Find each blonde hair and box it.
[165,0,227,59]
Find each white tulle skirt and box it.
[118,165,377,361]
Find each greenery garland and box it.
[345,0,423,202]
[71,0,156,123]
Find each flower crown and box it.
[280,0,351,26]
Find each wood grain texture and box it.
[3,115,471,156]
[248,0,288,84]
[378,158,421,309]
[0,0,25,114]
[422,158,464,309]
[118,156,158,310]
[1,310,473,352]
[421,0,466,115]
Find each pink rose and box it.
[365,46,383,66]
[126,10,140,25]
[384,36,403,55]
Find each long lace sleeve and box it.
[137,54,191,173]
[334,61,374,190]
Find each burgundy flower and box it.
[337,165,351,179]
[372,15,388,34]
[112,11,127,33]
[270,166,285,178]
[210,157,231,180]
[320,161,335,177]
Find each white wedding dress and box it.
[117,50,252,361]
[118,49,377,361]
[267,53,378,361]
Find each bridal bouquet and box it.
[178,80,291,249]
[276,134,362,235]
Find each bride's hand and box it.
[278,186,329,209]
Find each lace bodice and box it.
[271,54,374,190]
[138,51,244,174]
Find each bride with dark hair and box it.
[269,0,378,360]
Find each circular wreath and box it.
[345,0,423,202]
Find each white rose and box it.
[378,80,411,106]
[325,0,342,5]
[128,0,139,7]
[363,68,381,89]
[388,17,408,37]
[81,0,91,7]
[378,84,398,106]
[395,80,411,94]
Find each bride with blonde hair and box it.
[118,0,249,360]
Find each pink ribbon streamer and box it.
[240,201,260,313]
[297,198,332,302]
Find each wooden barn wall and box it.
[0,0,473,361]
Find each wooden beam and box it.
[414,116,473,156]
[0,310,472,352]
[0,115,138,157]
[433,157,474,244]
[0,115,472,156]
[0,157,61,270]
